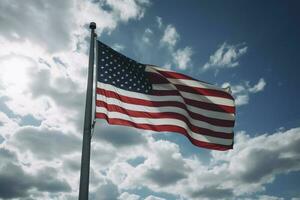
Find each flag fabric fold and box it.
[95,40,235,150]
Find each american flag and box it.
[95,41,235,150]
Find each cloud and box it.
[156,16,163,29]
[235,94,250,106]
[0,148,71,199]
[142,28,153,44]
[203,42,248,71]
[102,127,300,200]
[144,195,166,200]
[190,186,233,200]
[257,195,284,200]
[112,43,125,51]
[91,181,119,200]
[249,78,267,93]
[105,0,150,22]
[93,124,147,147]
[158,23,193,70]
[172,47,193,70]
[119,192,140,200]
[0,0,74,52]
[210,128,300,196]
[12,126,81,160]
[160,24,180,49]
[222,78,266,106]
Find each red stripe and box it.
[153,69,197,80]
[175,85,234,100]
[96,99,234,127]
[96,88,235,114]
[96,100,234,139]
[96,113,233,150]
[148,72,234,100]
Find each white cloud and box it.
[203,42,248,71]
[0,1,152,199]
[112,43,125,51]
[106,0,150,22]
[0,1,295,200]
[257,195,284,200]
[145,195,166,200]
[156,16,163,29]
[142,28,153,44]
[222,78,266,106]
[249,78,267,93]
[0,0,74,52]
[96,127,300,200]
[119,192,140,200]
[235,94,250,106]
[160,24,180,49]
[172,47,193,70]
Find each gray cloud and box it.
[0,148,71,199]
[0,0,74,52]
[29,68,84,110]
[145,168,186,186]
[12,126,81,160]
[91,181,119,200]
[234,135,300,184]
[190,186,233,199]
[94,125,147,147]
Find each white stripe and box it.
[96,107,233,146]
[146,66,230,93]
[152,83,234,106]
[97,82,235,120]
[96,94,233,133]
[97,81,234,107]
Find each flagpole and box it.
[79,22,96,200]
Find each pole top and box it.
[89,22,96,30]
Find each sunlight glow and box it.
[1,56,32,91]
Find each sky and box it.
[0,0,300,200]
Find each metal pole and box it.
[79,22,96,200]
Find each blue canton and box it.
[97,41,152,94]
